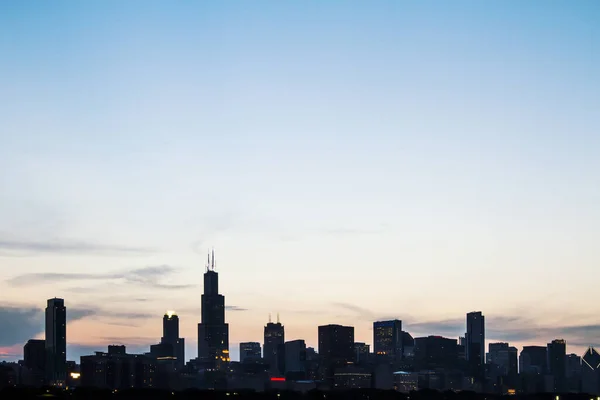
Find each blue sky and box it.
[1,1,599,362]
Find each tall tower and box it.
[197,250,229,370]
[162,311,185,369]
[466,311,485,382]
[45,298,66,386]
[263,315,285,373]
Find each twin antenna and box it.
[206,248,216,272]
[268,313,281,324]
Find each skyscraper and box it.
[284,339,307,377]
[197,251,229,370]
[23,339,45,387]
[566,353,582,392]
[264,315,284,373]
[24,339,45,372]
[519,344,548,394]
[318,324,354,382]
[413,336,459,371]
[373,320,403,362]
[162,311,185,369]
[487,342,518,392]
[547,339,567,392]
[466,311,485,382]
[45,298,66,386]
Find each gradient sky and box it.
[1,0,599,363]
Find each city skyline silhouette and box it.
[1,0,599,386]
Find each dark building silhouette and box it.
[197,251,229,370]
[466,311,485,382]
[414,335,459,371]
[373,320,403,362]
[354,342,370,365]
[0,364,17,389]
[402,331,415,359]
[263,316,284,373]
[160,312,185,369]
[45,298,66,386]
[24,339,45,371]
[582,347,600,395]
[108,345,126,355]
[547,339,567,392]
[284,339,307,379]
[80,346,156,389]
[520,345,548,374]
[23,339,45,387]
[566,353,582,392]
[239,342,261,363]
[519,345,548,393]
[487,342,518,393]
[318,324,354,383]
[458,336,466,360]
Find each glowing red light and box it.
[271,377,286,382]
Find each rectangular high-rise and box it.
[264,319,285,373]
[161,312,185,369]
[520,345,548,374]
[318,324,354,382]
[285,339,307,376]
[466,311,485,382]
[547,339,567,392]
[354,342,370,365]
[23,339,46,387]
[373,320,403,363]
[414,335,459,371]
[487,342,518,391]
[45,298,66,386]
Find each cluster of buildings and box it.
[2,253,600,394]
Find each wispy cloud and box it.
[226,306,248,311]
[6,265,195,290]
[331,302,378,320]
[0,239,155,257]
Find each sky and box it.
[0,0,599,363]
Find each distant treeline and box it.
[0,388,597,400]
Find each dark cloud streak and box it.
[226,306,248,311]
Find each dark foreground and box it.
[0,388,597,400]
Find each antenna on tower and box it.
[268,313,272,323]
[211,248,215,270]
[206,250,210,272]
[277,312,280,324]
